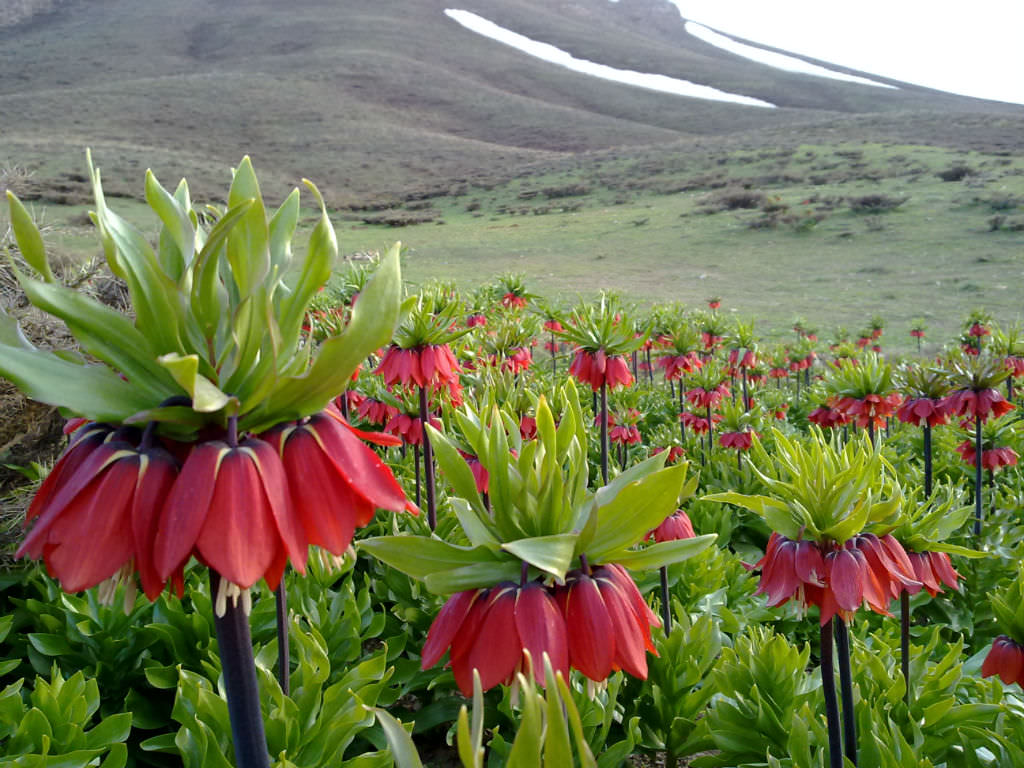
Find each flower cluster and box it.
[421,564,659,694]
[20,407,410,607]
[649,510,696,542]
[569,349,633,391]
[981,636,1024,688]
[954,441,1018,471]
[754,532,922,626]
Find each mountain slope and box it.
[1,0,1022,204]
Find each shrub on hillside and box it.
[937,165,975,182]
[847,194,909,213]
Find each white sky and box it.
[669,0,1024,105]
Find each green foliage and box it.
[0,663,131,767]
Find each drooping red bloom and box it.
[896,397,952,428]
[543,319,564,333]
[569,349,633,391]
[498,346,532,374]
[701,332,723,350]
[653,445,686,464]
[768,367,789,380]
[808,404,850,429]
[155,434,300,592]
[18,423,180,599]
[943,388,1014,421]
[969,322,990,338]
[728,349,757,369]
[685,383,729,410]
[383,412,441,446]
[555,564,660,681]
[467,314,487,328]
[649,509,696,542]
[356,397,399,427]
[458,450,490,494]
[502,292,528,309]
[910,329,925,339]
[679,411,721,434]
[376,344,461,395]
[1006,357,1024,378]
[904,550,961,596]
[833,392,902,429]
[981,636,1024,687]
[610,423,641,446]
[421,582,569,694]
[754,533,921,626]
[955,441,1018,470]
[719,431,754,451]
[657,352,702,381]
[520,415,538,440]
[264,409,410,563]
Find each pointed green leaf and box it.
[501,534,578,581]
[0,348,152,421]
[449,498,500,548]
[423,559,522,594]
[356,536,500,581]
[7,191,54,281]
[605,535,717,570]
[426,424,485,512]
[586,464,687,561]
[157,354,230,413]
[145,169,193,279]
[372,709,423,768]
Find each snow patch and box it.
[684,21,897,89]
[444,9,775,108]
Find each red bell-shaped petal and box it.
[156,441,227,581]
[828,549,864,612]
[560,574,615,681]
[514,582,569,685]
[132,446,180,600]
[595,574,648,678]
[452,584,522,695]
[422,589,482,669]
[981,636,1024,685]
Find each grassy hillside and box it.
[1,0,1023,350]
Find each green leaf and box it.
[501,534,579,581]
[157,353,231,413]
[28,633,73,657]
[16,271,176,400]
[606,535,717,570]
[190,199,255,339]
[449,498,499,548]
[426,424,485,513]
[7,191,55,281]
[226,156,269,300]
[372,709,423,768]
[357,536,500,581]
[145,169,193,279]
[586,464,688,561]
[250,243,401,430]
[98,743,129,768]
[85,713,132,749]
[424,560,522,594]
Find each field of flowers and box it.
[1,160,1023,767]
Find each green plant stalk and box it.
[742,369,750,412]
[923,424,933,497]
[900,590,910,707]
[706,404,713,465]
[210,570,270,768]
[973,414,982,536]
[820,619,843,768]
[659,565,672,635]
[275,581,290,697]
[413,444,421,508]
[600,381,609,485]
[834,618,858,765]
[551,330,558,377]
[678,384,686,447]
[645,347,653,386]
[419,386,437,530]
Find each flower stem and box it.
[900,590,911,706]
[659,565,672,634]
[834,618,858,765]
[419,387,437,530]
[210,570,270,768]
[923,424,932,497]
[413,444,421,508]
[820,619,843,768]
[275,581,290,696]
[678,384,686,446]
[600,381,609,485]
[974,414,982,536]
